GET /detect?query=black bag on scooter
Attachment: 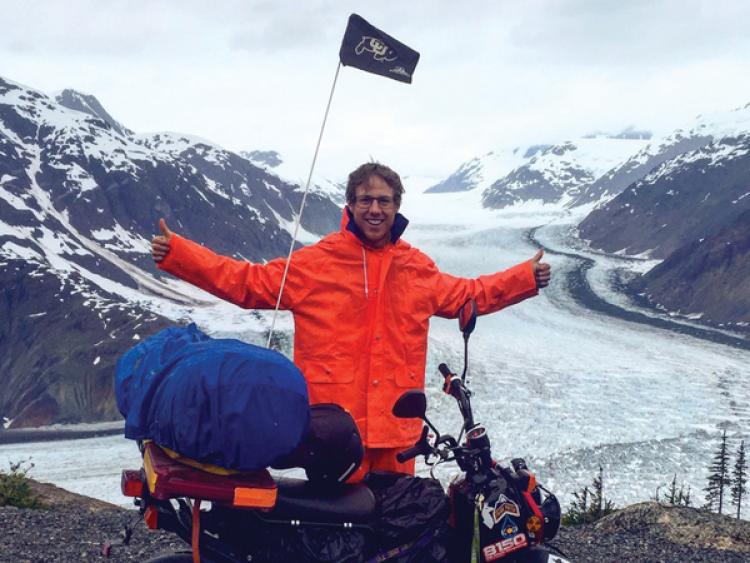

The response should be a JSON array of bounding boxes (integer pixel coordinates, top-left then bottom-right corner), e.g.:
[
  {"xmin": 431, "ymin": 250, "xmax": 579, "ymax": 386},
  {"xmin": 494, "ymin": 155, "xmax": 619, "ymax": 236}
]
[
  {"xmin": 274, "ymin": 403, "xmax": 365, "ymax": 484},
  {"xmin": 365, "ymin": 472, "xmax": 451, "ymax": 562},
  {"xmin": 250, "ymin": 472, "xmax": 450, "ymax": 563},
  {"xmin": 250, "ymin": 525, "xmax": 368, "ymax": 563}
]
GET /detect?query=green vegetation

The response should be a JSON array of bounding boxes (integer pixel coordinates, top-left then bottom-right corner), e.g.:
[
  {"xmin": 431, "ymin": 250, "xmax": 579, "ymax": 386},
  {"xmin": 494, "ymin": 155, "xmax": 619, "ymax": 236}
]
[
  {"xmin": 562, "ymin": 465, "xmax": 616, "ymax": 526},
  {"xmin": 704, "ymin": 428, "xmax": 730, "ymax": 514},
  {"xmin": 561, "ymin": 429, "xmax": 748, "ymax": 527},
  {"xmin": 655, "ymin": 474, "xmax": 692, "ymax": 507},
  {"xmin": 730, "ymin": 439, "xmax": 747, "ymax": 520},
  {"xmin": 703, "ymin": 430, "xmax": 748, "ymax": 519},
  {"xmin": 0, "ymin": 459, "xmax": 44, "ymax": 509}
]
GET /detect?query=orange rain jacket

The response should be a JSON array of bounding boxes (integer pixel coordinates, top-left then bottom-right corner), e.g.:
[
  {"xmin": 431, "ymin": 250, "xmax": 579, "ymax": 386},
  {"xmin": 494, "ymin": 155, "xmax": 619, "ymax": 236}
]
[{"xmin": 158, "ymin": 211, "xmax": 538, "ymax": 448}]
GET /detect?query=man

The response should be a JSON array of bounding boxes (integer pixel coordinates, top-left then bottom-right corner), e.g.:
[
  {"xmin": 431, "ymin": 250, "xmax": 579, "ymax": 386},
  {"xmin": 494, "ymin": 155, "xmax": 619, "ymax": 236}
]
[{"xmin": 152, "ymin": 162, "xmax": 550, "ymax": 480}]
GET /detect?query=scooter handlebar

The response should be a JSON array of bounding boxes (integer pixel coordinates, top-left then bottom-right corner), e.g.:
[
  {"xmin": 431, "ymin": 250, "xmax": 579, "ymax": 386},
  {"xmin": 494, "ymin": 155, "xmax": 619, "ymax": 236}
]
[{"xmin": 438, "ymin": 363, "xmax": 475, "ymax": 430}]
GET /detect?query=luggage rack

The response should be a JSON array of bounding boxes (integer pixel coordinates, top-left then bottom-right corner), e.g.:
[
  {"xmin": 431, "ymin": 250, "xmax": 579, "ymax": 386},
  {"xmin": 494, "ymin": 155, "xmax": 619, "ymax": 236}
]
[{"xmin": 122, "ymin": 441, "xmax": 278, "ymax": 509}]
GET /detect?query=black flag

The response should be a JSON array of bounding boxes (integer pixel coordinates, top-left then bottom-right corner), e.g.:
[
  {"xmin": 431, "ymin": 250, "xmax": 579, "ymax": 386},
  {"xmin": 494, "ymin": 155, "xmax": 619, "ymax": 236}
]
[{"xmin": 339, "ymin": 14, "xmax": 420, "ymax": 84}]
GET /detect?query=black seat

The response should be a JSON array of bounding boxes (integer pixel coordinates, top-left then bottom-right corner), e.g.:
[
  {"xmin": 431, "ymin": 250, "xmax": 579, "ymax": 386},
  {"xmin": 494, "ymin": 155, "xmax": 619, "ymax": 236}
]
[{"xmin": 269, "ymin": 477, "xmax": 376, "ymax": 523}]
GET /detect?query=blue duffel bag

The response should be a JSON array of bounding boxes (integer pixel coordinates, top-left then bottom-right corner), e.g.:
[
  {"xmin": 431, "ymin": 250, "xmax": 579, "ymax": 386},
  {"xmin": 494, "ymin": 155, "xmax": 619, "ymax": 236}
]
[{"xmin": 115, "ymin": 324, "xmax": 310, "ymax": 470}]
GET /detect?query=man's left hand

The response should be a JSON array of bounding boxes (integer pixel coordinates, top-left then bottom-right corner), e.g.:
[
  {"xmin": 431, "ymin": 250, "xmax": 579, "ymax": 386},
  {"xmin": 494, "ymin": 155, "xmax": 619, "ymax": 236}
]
[{"xmin": 531, "ymin": 249, "xmax": 551, "ymax": 289}]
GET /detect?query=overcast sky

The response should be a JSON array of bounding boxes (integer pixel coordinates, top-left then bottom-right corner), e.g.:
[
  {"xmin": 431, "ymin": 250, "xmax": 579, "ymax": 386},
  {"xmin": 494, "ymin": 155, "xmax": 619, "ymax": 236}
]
[{"xmin": 3, "ymin": 1, "xmax": 750, "ymax": 181}]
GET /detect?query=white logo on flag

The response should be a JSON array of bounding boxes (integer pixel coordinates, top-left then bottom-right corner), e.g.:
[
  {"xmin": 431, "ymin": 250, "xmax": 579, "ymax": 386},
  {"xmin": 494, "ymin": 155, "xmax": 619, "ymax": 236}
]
[{"xmin": 355, "ymin": 36, "xmax": 397, "ymax": 62}]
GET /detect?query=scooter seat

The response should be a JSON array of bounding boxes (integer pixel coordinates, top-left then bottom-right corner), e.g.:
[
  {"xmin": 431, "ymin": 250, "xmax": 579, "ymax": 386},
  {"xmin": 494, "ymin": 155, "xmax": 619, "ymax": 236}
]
[{"xmin": 270, "ymin": 477, "xmax": 376, "ymax": 523}]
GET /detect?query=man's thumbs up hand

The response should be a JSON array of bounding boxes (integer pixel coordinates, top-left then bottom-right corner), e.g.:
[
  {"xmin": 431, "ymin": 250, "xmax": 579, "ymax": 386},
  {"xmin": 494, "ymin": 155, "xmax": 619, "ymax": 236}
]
[
  {"xmin": 531, "ymin": 249, "xmax": 551, "ymax": 289},
  {"xmin": 159, "ymin": 218, "xmax": 173, "ymax": 240},
  {"xmin": 151, "ymin": 218, "xmax": 174, "ymax": 263}
]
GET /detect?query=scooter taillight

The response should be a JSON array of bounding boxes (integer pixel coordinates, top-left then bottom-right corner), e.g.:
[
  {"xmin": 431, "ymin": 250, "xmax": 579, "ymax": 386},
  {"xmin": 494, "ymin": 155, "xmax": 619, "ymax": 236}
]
[
  {"xmin": 121, "ymin": 469, "xmax": 144, "ymax": 497},
  {"xmin": 233, "ymin": 486, "xmax": 277, "ymax": 508},
  {"xmin": 144, "ymin": 505, "xmax": 159, "ymax": 529}
]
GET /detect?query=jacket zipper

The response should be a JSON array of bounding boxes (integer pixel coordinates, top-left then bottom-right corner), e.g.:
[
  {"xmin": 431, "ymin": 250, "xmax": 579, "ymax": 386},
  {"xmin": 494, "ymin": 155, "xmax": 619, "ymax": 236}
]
[{"xmin": 362, "ymin": 246, "xmax": 369, "ymax": 298}]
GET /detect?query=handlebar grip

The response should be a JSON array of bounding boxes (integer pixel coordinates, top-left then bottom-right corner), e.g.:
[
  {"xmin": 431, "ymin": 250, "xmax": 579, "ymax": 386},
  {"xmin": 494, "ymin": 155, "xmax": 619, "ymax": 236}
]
[
  {"xmin": 438, "ymin": 363, "xmax": 453, "ymax": 377},
  {"xmin": 396, "ymin": 445, "xmax": 424, "ymax": 463},
  {"xmin": 396, "ymin": 425, "xmax": 430, "ymax": 463}
]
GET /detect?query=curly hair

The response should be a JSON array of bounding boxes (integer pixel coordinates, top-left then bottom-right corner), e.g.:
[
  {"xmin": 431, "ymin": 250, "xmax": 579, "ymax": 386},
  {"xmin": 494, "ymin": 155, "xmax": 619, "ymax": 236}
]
[{"xmin": 345, "ymin": 162, "xmax": 404, "ymax": 206}]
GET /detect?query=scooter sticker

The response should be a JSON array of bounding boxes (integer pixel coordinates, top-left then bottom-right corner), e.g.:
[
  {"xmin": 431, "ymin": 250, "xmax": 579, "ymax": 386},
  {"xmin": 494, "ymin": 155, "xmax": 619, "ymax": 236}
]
[
  {"xmin": 482, "ymin": 533, "xmax": 528, "ymax": 562},
  {"xmin": 498, "ymin": 515, "xmax": 519, "ymax": 539},
  {"xmin": 480, "ymin": 494, "xmax": 521, "ymax": 529}
]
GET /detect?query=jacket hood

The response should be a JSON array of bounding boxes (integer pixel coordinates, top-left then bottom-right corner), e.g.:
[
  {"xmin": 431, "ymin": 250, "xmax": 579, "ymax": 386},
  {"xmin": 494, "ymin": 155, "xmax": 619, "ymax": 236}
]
[{"xmin": 341, "ymin": 207, "xmax": 409, "ymax": 246}]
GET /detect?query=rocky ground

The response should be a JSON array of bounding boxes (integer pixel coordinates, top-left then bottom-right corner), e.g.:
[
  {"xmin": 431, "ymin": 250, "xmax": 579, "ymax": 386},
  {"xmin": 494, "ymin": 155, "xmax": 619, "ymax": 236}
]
[
  {"xmin": 0, "ymin": 481, "xmax": 182, "ymax": 562},
  {"xmin": 553, "ymin": 502, "xmax": 750, "ymax": 562},
  {"xmin": 1, "ymin": 480, "xmax": 749, "ymax": 562}
]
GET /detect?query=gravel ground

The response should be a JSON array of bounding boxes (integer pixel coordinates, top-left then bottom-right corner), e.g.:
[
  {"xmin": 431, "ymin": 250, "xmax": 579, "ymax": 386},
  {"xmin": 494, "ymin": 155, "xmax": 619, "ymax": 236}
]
[
  {"xmin": 0, "ymin": 481, "xmax": 182, "ymax": 562},
  {"xmin": 1, "ymin": 482, "xmax": 749, "ymax": 562},
  {"xmin": 552, "ymin": 502, "xmax": 750, "ymax": 563},
  {"xmin": 0, "ymin": 504, "xmax": 182, "ymax": 562}
]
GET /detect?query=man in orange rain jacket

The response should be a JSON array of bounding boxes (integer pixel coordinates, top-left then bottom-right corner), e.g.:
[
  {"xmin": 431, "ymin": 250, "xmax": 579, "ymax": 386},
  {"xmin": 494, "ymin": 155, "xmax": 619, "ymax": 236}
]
[{"xmin": 152, "ymin": 162, "xmax": 551, "ymax": 481}]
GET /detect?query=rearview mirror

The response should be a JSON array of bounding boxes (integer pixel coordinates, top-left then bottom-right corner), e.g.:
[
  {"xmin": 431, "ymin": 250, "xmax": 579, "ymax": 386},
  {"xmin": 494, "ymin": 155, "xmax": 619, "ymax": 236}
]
[
  {"xmin": 458, "ymin": 299, "xmax": 477, "ymax": 336},
  {"xmin": 392, "ymin": 390, "xmax": 427, "ymax": 419}
]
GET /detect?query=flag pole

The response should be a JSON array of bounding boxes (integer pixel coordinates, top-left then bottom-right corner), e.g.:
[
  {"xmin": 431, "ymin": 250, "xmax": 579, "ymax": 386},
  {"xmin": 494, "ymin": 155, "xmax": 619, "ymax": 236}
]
[{"xmin": 266, "ymin": 60, "xmax": 342, "ymax": 349}]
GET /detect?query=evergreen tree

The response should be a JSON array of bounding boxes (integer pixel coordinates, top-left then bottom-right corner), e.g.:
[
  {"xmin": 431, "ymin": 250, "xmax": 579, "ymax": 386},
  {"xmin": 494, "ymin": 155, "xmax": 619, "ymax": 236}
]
[
  {"xmin": 590, "ymin": 465, "xmax": 615, "ymax": 519},
  {"xmin": 730, "ymin": 440, "xmax": 747, "ymax": 520},
  {"xmin": 677, "ymin": 483, "xmax": 692, "ymax": 508},
  {"xmin": 562, "ymin": 466, "xmax": 616, "ymax": 526},
  {"xmin": 666, "ymin": 474, "xmax": 678, "ymax": 504},
  {"xmin": 704, "ymin": 429, "xmax": 730, "ymax": 514},
  {"xmin": 660, "ymin": 474, "xmax": 692, "ymax": 507}
]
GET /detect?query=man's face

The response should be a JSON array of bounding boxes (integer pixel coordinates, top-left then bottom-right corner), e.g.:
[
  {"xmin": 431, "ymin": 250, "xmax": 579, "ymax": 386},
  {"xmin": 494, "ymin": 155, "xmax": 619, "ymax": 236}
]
[{"xmin": 348, "ymin": 175, "xmax": 400, "ymax": 248}]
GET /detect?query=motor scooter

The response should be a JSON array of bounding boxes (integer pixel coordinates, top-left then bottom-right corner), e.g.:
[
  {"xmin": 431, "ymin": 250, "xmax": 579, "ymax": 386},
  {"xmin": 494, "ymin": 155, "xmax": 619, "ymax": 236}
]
[{"xmin": 120, "ymin": 299, "xmax": 569, "ymax": 562}]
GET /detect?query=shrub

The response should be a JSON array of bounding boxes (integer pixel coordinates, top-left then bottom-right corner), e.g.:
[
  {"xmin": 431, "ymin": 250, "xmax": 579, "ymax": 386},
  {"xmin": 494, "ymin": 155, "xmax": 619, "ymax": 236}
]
[
  {"xmin": 0, "ymin": 459, "xmax": 44, "ymax": 509},
  {"xmin": 655, "ymin": 474, "xmax": 692, "ymax": 507},
  {"xmin": 562, "ymin": 466, "xmax": 616, "ymax": 526}
]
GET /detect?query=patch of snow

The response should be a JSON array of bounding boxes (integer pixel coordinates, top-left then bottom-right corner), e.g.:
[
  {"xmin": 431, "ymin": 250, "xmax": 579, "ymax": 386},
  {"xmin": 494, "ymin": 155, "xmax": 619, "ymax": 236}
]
[
  {"xmin": 1, "ymin": 241, "xmax": 41, "ymax": 260},
  {"xmin": 268, "ymin": 208, "xmax": 320, "ymax": 245},
  {"xmin": 67, "ymin": 163, "xmax": 98, "ymax": 194},
  {"xmin": 90, "ymin": 223, "xmax": 149, "ymax": 254},
  {"xmin": 0, "ymin": 184, "xmax": 33, "ymax": 213}
]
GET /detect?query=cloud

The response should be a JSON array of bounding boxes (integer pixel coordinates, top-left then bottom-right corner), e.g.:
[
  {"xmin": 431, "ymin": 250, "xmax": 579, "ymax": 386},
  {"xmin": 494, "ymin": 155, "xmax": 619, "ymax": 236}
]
[
  {"xmin": 226, "ymin": 1, "xmax": 341, "ymax": 53},
  {"xmin": 506, "ymin": 0, "xmax": 750, "ymax": 68},
  {"xmin": 2, "ymin": 0, "xmax": 750, "ymax": 179}
]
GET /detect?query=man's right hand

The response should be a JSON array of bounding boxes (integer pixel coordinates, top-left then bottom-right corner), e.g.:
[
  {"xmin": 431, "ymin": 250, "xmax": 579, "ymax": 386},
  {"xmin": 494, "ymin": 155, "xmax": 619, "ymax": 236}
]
[{"xmin": 151, "ymin": 218, "xmax": 174, "ymax": 263}]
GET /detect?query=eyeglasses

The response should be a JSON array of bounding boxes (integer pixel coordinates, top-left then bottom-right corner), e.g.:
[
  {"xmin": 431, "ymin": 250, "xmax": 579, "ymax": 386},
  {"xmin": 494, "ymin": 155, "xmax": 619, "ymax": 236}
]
[{"xmin": 354, "ymin": 196, "xmax": 396, "ymax": 209}]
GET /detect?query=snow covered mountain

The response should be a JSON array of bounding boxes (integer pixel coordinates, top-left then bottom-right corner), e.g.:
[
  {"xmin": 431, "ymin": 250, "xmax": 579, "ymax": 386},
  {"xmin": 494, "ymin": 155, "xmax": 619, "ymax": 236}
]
[
  {"xmin": 0, "ymin": 76, "xmax": 342, "ymax": 428},
  {"xmin": 578, "ymin": 105, "xmax": 750, "ymax": 332},
  {"xmin": 423, "ymin": 145, "xmax": 549, "ymax": 194},
  {"xmin": 579, "ymin": 133, "xmax": 750, "ymax": 258},
  {"xmin": 240, "ymin": 149, "xmax": 346, "ymax": 206},
  {"xmin": 569, "ymin": 104, "xmax": 750, "ymax": 207},
  {"xmin": 482, "ymin": 136, "xmax": 647, "ymax": 208},
  {"xmin": 54, "ymin": 88, "xmax": 134, "ymax": 137},
  {"xmin": 425, "ymin": 135, "xmax": 647, "ymax": 209}
]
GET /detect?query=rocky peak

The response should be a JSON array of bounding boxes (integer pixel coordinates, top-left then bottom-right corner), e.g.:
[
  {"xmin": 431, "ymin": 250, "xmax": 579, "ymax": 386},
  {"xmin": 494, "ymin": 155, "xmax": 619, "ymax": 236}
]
[
  {"xmin": 241, "ymin": 150, "xmax": 283, "ymax": 168},
  {"xmin": 55, "ymin": 89, "xmax": 133, "ymax": 137}
]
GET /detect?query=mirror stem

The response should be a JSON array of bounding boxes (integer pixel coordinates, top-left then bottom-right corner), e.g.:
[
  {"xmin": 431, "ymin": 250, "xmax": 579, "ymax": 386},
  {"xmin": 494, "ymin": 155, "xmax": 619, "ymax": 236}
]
[
  {"xmin": 461, "ymin": 333, "xmax": 469, "ymax": 382},
  {"xmin": 422, "ymin": 414, "xmax": 441, "ymax": 443}
]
